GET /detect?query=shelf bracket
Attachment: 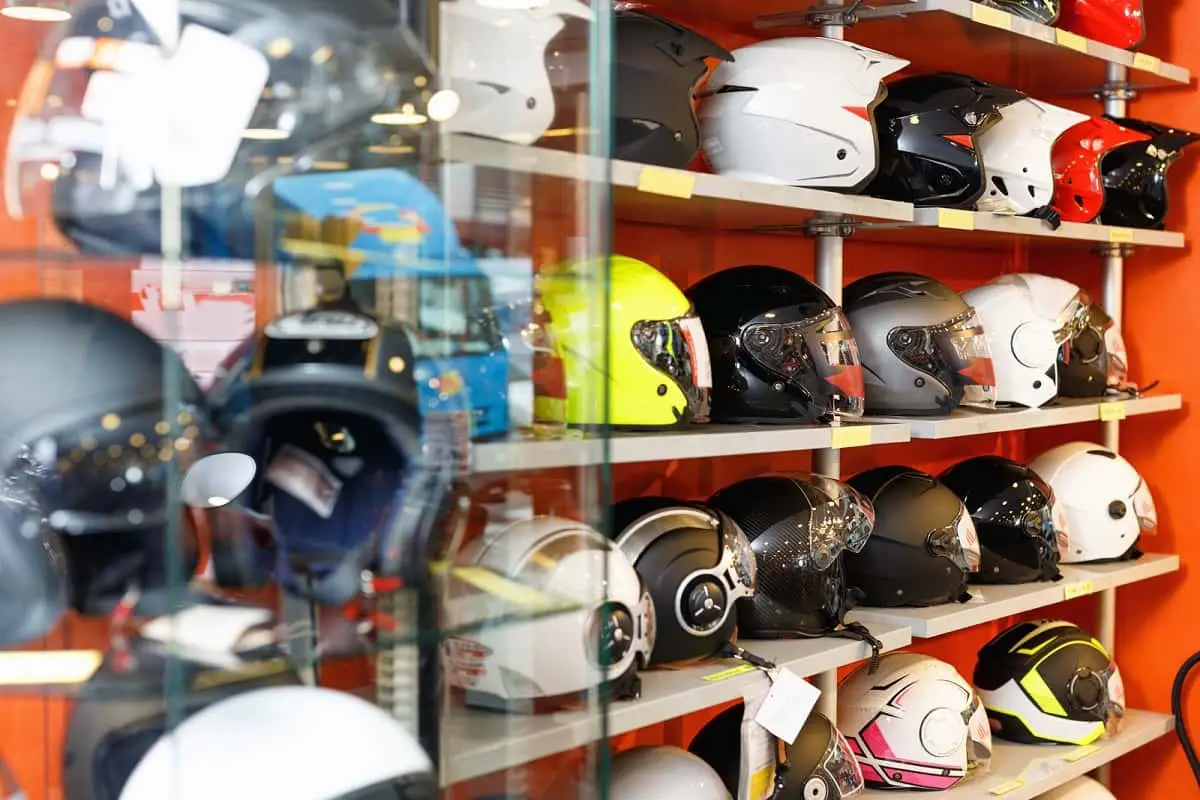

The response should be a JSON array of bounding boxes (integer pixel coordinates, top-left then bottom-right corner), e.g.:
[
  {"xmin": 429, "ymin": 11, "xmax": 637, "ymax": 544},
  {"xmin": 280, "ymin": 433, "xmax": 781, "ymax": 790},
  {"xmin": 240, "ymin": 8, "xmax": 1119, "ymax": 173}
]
[
  {"xmin": 756, "ymin": 0, "xmax": 864, "ymax": 30},
  {"xmin": 1094, "ymin": 81, "xmax": 1138, "ymax": 106},
  {"xmin": 802, "ymin": 214, "xmax": 858, "ymax": 239},
  {"xmin": 1092, "ymin": 242, "xmax": 1135, "ymax": 259}
]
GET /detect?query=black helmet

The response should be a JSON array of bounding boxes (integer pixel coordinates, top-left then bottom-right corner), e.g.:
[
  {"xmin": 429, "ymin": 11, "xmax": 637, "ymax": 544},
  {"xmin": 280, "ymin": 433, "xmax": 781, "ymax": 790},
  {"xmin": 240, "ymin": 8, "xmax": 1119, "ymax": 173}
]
[
  {"xmin": 1099, "ymin": 116, "xmax": 1200, "ymax": 230},
  {"xmin": 869, "ymin": 73, "xmax": 1025, "ymax": 208},
  {"xmin": 690, "ymin": 703, "xmax": 865, "ymax": 800},
  {"xmin": 686, "ymin": 266, "xmax": 865, "ymax": 424},
  {"xmin": 845, "ymin": 466, "xmax": 979, "ymax": 608},
  {"xmin": 610, "ymin": 497, "xmax": 756, "ymax": 667},
  {"xmin": 983, "ymin": 0, "xmax": 1060, "ymax": 23},
  {"xmin": 1057, "ymin": 303, "xmax": 1128, "ymax": 398},
  {"xmin": 939, "ymin": 456, "xmax": 1065, "ymax": 584}
]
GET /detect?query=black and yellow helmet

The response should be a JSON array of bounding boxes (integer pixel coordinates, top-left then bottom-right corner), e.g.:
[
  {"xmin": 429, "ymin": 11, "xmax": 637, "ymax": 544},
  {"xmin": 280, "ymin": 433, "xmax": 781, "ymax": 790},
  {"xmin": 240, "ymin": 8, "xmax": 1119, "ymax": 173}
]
[{"xmin": 974, "ymin": 620, "xmax": 1125, "ymax": 746}]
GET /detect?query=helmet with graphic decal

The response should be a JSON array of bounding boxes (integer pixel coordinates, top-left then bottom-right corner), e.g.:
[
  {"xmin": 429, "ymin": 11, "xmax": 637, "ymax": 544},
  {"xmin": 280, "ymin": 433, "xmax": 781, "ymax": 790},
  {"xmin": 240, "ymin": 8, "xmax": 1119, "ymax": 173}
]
[{"xmin": 1099, "ymin": 116, "xmax": 1200, "ymax": 230}]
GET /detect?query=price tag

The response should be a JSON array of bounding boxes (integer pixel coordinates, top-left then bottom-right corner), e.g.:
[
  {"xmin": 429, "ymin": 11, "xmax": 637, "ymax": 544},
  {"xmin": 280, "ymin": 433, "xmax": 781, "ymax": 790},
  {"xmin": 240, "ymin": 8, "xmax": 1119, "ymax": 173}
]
[
  {"xmin": 1063, "ymin": 579, "xmax": 1095, "ymax": 600},
  {"xmin": 1064, "ymin": 744, "xmax": 1101, "ymax": 762},
  {"xmin": 831, "ymin": 425, "xmax": 872, "ymax": 449},
  {"xmin": 1056, "ymin": 29, "xmax": 1089, "ymax": 52},
  {"xmin": 637, "ymin": 166, "xmax": 696, "ymax": 199},
  {"xmin": 704, "ymin": 662, "xmax": 759, "ymax": 682},
  {"xmin": 1108, "ymin": 226, "xmax": 1135, "ymax": 243},
  {"xmin": 754, "ymin": 668, "xmax": 822, "ymax": 745},
  {"xmin": 1133, "ymin": 53, "xmax": 1163, "ymax": 75},
  {"xmin": 990, "ymin": 778, "xmax": 1026, "ymax": 796},
  {"xmin": 937, "ymin": 208, "xmax": 976, "ymax": 231},
  {"xmin": 0, "ymin": 650, "xmax": 104, "ymax": 686},
  {"xmin": 1100, "ymin": 401, "xmax": 1127, "ymax": 421},
  {"xmin": 970, "ymin": 3, "xmax": 1012, "ymax": 29}
]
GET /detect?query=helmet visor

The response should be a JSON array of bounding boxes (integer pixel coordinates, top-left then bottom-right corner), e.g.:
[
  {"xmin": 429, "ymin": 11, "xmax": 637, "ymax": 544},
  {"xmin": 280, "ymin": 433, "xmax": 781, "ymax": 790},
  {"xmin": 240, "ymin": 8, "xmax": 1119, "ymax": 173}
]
[
  {"xmin": 1132, "ymin": 478, "xmax": 1157, "ymax": 532},
  {"xmin": 890, "ymin": 309, "xmax": 997, "ymax": 410},
  {"xmin": 965, "ymin": 692, "xmax": 993, "ymax": 774},
  {"xmin": 1069, "ymin": 661, "xmax": 1126, "ymax": 737},
  {"xmin": 806, "ymin": 474, "xmax": 875, "ymax": 554},
  {"xmin": 631, "ymin": 314, "xmax": 712, "ymax": 424},
  {"xmin": 1053, "ymin": 291, "xmax": 1092, "ymax": 347},
  {"xmin": 928, "ymin": 507, "xmax": 981, "ymax": 572},
  {"xmin": 1023, "ymin": 499, "xmax": 1068, "ymax": 565},
  {"xmin": 823, "ymin": 727, "xmax": 866, "ymax": 796},
  {"xmin": 719, "ymin": 513, "xmax": 758, "ymax": 594},
  {"xmin": 807, "ymin": 499, "xmax": 854, "ymax": 571}
]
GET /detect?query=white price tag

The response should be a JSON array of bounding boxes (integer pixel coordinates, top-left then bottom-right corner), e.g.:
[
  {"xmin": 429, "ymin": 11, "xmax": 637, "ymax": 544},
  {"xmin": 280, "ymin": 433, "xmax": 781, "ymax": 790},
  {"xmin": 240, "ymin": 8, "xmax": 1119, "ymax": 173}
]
[
  {"xmin": 753, "ymin": 667, "xmax": 822, "ymax": 745},
  {"xmin": 266, "ymin": 444, "xmax": 343, "ymax": 519},
  {"xmin": 140, "ymin": 604, "xmax": 272, "ymax": 654}
]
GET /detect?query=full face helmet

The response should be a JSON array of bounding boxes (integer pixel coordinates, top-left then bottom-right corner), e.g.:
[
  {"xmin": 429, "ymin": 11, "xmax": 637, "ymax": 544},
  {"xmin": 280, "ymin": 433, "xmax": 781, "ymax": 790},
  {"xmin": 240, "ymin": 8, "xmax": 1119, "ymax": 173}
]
[
  {"xmin": 1052, "ymin": 116, "xmax": 1151, "ymax": 224},
  {"xmin": 963, "ymin": 274, "xmax": 1090, "ymax": 408},
  {"xmin": 839, "ymin": 653, "xmax": 992, "ymax": 791},
  {"xmin": 975, "ymin": 620, "xmax": 1126, "ymax": 745},
  {"xmin": 983, "ymin": 0, "xmax": 1060, "ymax": 22},
  {"xmin": 610, "ymin": 498, "xmax": 756, "ymax": 667},
  {"xmin": 843, "ymin": 273, "xmax": 997, "ymax": 416},
  {"xmin": 611, "ymin": 747, "xmax": 732, "ymax": 800},
  {"xmin": 868, "ymin": 73, "xmax": 1025, "ymax": 209},
  {"xmin": 940, "ymin": 455, "xmax": 1068, "ymax": 584},
  {"xmin": 1058, "ymin": 0, "xmax": 1145, "ymax": 49},
  {"xmin": 1057, "ymin": 303, "xmax": 1130, "ymax": 398},
  {"xmin": 1042, "ymin": 776, "xmax": 1118, "ymax": 800},
  {"xmin": 442, "ymin": 516, "xmax": 654, "ymax": 713},
  {"xmin": 686, "ymin": 266, "xmax": 865, "ymax": 425},
  {"xmin": 845, "ymin": 466, "xmax": 979, "ymax": 608},
  {"xmin": 538, "ymin": 256, "xmax": 711, "ymax": 429},
  {"xmin": 1099, "ymin": 116, "xmax": 1200, "ymax": 230},
  {"xmin": 689, "ymin": 703, "xmax": 865, "ymax": 800},
  {"xmin": 699, "ymin": 37, "xmax": 907, "ymax": 190},
  {"xmin": 1030, "ymin": 442, "xmax": 1156, "ymax": 563}
]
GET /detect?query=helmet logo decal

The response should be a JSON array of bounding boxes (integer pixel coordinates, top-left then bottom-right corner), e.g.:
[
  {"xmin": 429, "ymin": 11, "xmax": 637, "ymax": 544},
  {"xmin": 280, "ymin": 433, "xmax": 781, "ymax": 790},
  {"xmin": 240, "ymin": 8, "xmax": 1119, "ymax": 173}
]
[
  {"xmin": 444, "ymin": 637, "xmax": 492, "ymax": 688},
  {"xmin": 942, "ymin": 133, "xmax": 975, "ymax": 150}
]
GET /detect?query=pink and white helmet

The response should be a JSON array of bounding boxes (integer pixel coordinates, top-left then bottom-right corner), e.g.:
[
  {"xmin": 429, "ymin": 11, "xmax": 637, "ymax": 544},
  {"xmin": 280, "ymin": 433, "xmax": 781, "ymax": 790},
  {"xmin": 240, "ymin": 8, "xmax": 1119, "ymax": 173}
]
[{"xmin": 838, "ymin": 653, "xmax": 991, "ymax": 791}]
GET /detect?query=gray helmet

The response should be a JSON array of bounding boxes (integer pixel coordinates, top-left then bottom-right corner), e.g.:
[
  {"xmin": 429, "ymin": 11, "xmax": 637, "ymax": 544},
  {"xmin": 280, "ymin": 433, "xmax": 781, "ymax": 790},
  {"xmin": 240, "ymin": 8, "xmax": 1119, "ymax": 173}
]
[{"xmin": 843, "ymin": 273, "xmax": 997, "ymax": 416}]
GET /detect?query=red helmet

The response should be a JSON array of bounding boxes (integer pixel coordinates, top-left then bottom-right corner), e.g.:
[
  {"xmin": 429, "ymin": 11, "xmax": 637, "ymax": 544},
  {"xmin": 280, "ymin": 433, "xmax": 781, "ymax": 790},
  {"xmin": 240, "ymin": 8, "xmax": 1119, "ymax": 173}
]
[
  {"xmin": 1057, "ymin": 0, "xmax": 1145, "ymax": 50},
  {"xmin": 1051, "ymin": 116, "xmax": 1150, "ymax": 224}
]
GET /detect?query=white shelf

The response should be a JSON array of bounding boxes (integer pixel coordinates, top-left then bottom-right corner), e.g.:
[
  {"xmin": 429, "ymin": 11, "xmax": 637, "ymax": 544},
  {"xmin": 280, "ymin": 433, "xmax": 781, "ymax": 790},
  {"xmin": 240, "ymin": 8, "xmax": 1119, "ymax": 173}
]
[
  {"xmin": 861, "ymin": 710, "xmax": 1174, "ymax": 799},
  {"xmin": 864, "ymin": 394, "xmax": 1182, "ymax": 440},
  {"xmin": 441, "ymin": 623, "xmax": 912, "ymax": 785},
  {"xmin": 853, "ymin": 553, "xmax": 1179, "ymax": 638}
]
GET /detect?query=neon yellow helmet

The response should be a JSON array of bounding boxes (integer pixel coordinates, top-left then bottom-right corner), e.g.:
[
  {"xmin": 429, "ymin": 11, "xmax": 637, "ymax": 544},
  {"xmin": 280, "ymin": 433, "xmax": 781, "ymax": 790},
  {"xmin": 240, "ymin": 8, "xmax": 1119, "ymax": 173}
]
[{"xmin": 538, "ymin": 255, "xmax": 711, "ymax": 428}]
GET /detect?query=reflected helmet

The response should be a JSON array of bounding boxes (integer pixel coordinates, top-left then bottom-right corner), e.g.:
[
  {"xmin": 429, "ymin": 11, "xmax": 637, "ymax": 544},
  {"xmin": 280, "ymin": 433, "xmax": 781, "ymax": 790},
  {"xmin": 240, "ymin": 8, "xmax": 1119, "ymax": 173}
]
[
  {"xmin": 843, "ymin": 273, "xmax": 997, "ymax": 416},
  {"xmin": 1057, "ymin": 303, "xmax": 1129, "ymax": 398},
  {"xmin": 976, "ymin": 99, "xmax": 1088, "ymax": 217},
  {"xmin": 975, "ymin": 620, "xmax": 1125, "ymax": 745},
  {"xmin": 940, "ymin": 456, "xmax": 1067, "ymax": 584},
  {"xmin": 1030, "ymin": 442, "xmax": 1155, "ymax": 563},
  {"xmin": 1052, "ymin": 116, "xmax": 1151, "ymax": 224},
  {"xmin": 963, "ymin": 274, "xmax": 1089, "ymax": 408},
  {"xmin": 983, "ymin": 0, "xmax": 1060, "ymax": 22},
  {"xmin": 839, "ymin": 653, "xmax": 992, "ymax": 791},
  {"xmin": 689, "ymin": 703, "xmax": 865, "ymax": 800},
  {"xmin": 1100, "ymin": 116, "xmax": 1200, "ymax": 230},
  {"xmin": 1058, "ymin": 0, "xmax": 1145, "ymax": 49},
  {"xmin": 611, "ymin": 747, "xmax": 732, "ymax": 800},
  {"xmin": 868, "ymin": 73, "xmax": 1025, "ymax": 208},
  {"xmin": 442, "ymin": 516, "xmax": 654, "ymax": 712},
  {"xmin": 700, "ymin": 37, "xmax": 907, "ymax": 190},
  {"xmin": 611, "ymin": 498, "xmax": 755, "ymax": 667},
  {"xmin": 539, "ymin": 256, "xmax": 711, "ymax": 428},
  {"xmin": 1042, "ymin": 776, "xmax": 1118, "ymax": 800},
  {"xmin": 687, "ymin": 266, "xmax": 865, "ymax": 424},
  {"xmin": 845, "ymin": 466, "xmax": 978, "ymax": 608}
]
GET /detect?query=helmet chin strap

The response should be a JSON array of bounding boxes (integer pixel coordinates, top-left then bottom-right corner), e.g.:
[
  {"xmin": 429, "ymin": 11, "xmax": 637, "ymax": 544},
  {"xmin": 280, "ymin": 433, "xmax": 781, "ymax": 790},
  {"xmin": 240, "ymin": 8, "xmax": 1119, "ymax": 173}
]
[{"xmin": 1022, "ymin": 204, "xmax": 1062, "ymax": 230}]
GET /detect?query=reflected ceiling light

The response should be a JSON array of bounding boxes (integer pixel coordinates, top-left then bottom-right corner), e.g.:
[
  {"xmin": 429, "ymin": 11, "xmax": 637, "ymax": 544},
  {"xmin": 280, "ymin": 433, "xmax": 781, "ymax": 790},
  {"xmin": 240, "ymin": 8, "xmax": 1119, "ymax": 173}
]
[
  {"xmin": 367, "ymin": 144, "xmax": 415, "ymax": 155},
  {"xmin": 1, "ymin": 0, "xmax": 71, "ymax": 21},
  {"xmin": 426, "ymin": 90, "xmax": 460, "ymax": 123},
  {"xmin": 371, "ymin": 103, "xmax": 427, "ymax": 126},
  {"xmin": 243, "ymin": 128, "xmax": 292, "ymax": 141}
]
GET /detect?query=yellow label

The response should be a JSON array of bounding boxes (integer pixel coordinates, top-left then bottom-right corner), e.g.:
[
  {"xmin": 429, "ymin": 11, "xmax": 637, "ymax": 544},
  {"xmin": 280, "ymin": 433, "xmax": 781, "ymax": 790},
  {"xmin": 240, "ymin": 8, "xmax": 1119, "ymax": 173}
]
[
  {"xmin": 970, "ymin": 3, "xmax": 1012, "ymax": 29},
  {"xmin": 1064, "ymin": 744, "xmax": 1101, "ymax": 762},
  {"xmin": 1099, "ymin": 401, "xmax": 1127, "ymax": 421},
  {"xmin": 451, "ymin": 566, "xmax": 566, "ymax": 611},
  {"xmin": 749, "ymin": 766, "xmax": 776, "ymax": 800},
  {"xmin": 637, "ymin": 166, "xmax": 696, "ymax": 199},
  {"xmin": 1108, "ymin": 226, "xmax": 1135, "ymax": 243},
  {"xmin": 703, "ymin": 662, "xmax": 759, "ymax": 682},
  {"xmin": 1133, "ymin": 53, "xmax": 1163, "ymax": 75},
  {"xmin": 831, "ymin": 425, "xmax": 873, "ymax": 449},
  {"xmin": 937, "ymin": 208, "xmax": 976, "ymax": 231},
  {"xmin": 0, "ymin": 650, "xmax": 103, "ymax": 685},
  {"xmin": 990, "ymin": 779, "xmax": 1026, "ymax": 796},
  {"xmin": 1064, "ymin": 580, "xmax": 1095, "ymax": 600},
  {"xmin": 1056, "ymin": 29, "xmax": 1089, "ymax": 52}
]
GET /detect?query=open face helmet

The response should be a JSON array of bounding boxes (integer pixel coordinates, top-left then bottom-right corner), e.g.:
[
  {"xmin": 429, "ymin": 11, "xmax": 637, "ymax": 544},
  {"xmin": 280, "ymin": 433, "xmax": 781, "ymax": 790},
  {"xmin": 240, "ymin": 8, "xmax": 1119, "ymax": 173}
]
[
  {"xmin": 843, "ymin": 273, "xmax": 997, "ymax": 416},
  {"xmin": 975, "ymin": 620, "xmax": 1125, "ymax": 745},
  {"xmin": 839, "ymin": 653, "xmax": 992, "ymax": 791},
  {"xmin": 1042, "ymin": 777, "xmax": 1118, "ymax": 800},
  {"xmin": 699, "ymin": 37, "xmax": 907, "ymax": 190},
  {"xmin": 845, "ymin": 466, "xmax": 978, "ymax": 608},
  {"xmin": 1052, "ymin": 116, "xmax": 1151, "ymax": 224},
  {"xmin": 611, "ymin": 747, "xmax": 732, "ymax": 800},
  {"xmin": 940, "ymin": 455, "xmax": 1067, "ymax": 584},
  {"xmin": 1099, "ymin": 116, "xmax": 1200, "ymax": 230},
  {"xmin": 983, "ymin": 0, "xmax": 1060, "ymax": 22},
  {"xmin": 1058, "ymin": 0, "xmax": 1145, "ymax": 49},
  {"xmin": 687, "ymin": 266, "xmax": 865, "ymax": 424},
  {"xmin": 868, "ymin": 73, "xmax": 1025, "ymax": 208},
  {"xmin": 1030, "ymin": 443, "xmax": 1155, "ymax": 563},
  {"xmin": 1058, "ymin": 303, "xmax": 1130, "ymax": 397},
  {"xmin": 963, "ymin": 274, "xmax": 1090, "ymax": 408}
]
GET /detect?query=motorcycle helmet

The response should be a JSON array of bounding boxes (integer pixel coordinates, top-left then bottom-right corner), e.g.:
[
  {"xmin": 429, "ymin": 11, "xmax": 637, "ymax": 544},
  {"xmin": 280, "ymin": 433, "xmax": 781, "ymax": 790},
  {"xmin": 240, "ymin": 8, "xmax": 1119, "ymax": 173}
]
[
  {"xmin": 843, "ymin": 273, "xmax": 997, "ymax": 416},
  {"xmin": 940, "ymin": 455, "xmax": 1067, "ymax": 584},
  {"xmin": 689, "ymin": 703, "xmax": 864, "ymax": 800},
  {"xmin": 538, "ymin": 256, "xmax": 711, "ymax": 429},
  {"xmin": 845, "ymin": 466, "xmax": 979, "ymax": 608},
  {"xmin": 699, "ymin": 37, "xmax": 907, "ymax": 190},
  {"xmin": 1058, "ymin": 0, "xmax": 1145, "ymax": 49},
  {"xmin": 983, "ymin": 0, "xmax": 1059, "ymax": 22},
  {"xmin": 1030, "ymin": 442, "xmax": 1156, "ymax": 563},
  {"xmin": 442, "ymin": 516, "xmax": 654, "ymax": 712},
  {"xmin": 1057, "ymin": 303, "xmax": 1130, "ymax": 398},
  {"xmin": 1041, "ymin": 776, "xmax": 1118, "ymax": 800},
  {"xmin": 686, "ymin": 266, "xmax": 865, "ymax": 425},
  {"xmin": 868, "ymin": 73, "xmax": 1025, "ymax": 208},
  {"xmin": 1052, "ymin": 116, "xmax": 1151, "ymax": 224},
  {"xmin": 976, "ymin": 99, "xmax": 1088, "ymax": 219},
  {"xmin": 963, "ymin": 274, "xmax": 1090, "ymax": 408},
  {"xmin": 442, "ymin": 0, "xmax": 592, "ymax": 145},
  {"xmin": 975, "ymin": 620, "xmax": 1126, "ymax": 745},
  {"xmin": 611, "ymin": 747, "xmax": 732, "ymax": 800},
  {"xmin": 800, "ymin": 473, "xmax": 876, "ymax": 556},
  {"xmin": 1099, "ymin": 116, "xmax": 1200, "ymax": 230},
  {"xmin": 708, "ymin": 475, "xmax": 866, "ymax": 638},
  {"xmin": 839, "ymin": 653, "xmax": 992, "ymax": 791},
  {"xmin": 610, "ymin": 497, "xmax": 756, "ymax": 667}
]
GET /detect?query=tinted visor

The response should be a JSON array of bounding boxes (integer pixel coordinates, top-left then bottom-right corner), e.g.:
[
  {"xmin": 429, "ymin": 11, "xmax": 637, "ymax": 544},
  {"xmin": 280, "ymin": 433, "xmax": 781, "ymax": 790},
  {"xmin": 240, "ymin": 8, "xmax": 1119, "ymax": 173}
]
[
  {"xmin": 1132, "ymin": 478, "xmax": 1157, "ymax": 532},
  {"xmin": 631, "ymin": 314, "xmax": 712, "ymax": 424},
  {"xmin": 823, "ymin": 727, "xmax": 866, "ymax": 796},
  {"xmin": 889, "ymin": 308, "xmax": 997, "ymax": 409},
  {"xmin": 928, "ymin": 507, "xmax": 981, "ymax": 572}
]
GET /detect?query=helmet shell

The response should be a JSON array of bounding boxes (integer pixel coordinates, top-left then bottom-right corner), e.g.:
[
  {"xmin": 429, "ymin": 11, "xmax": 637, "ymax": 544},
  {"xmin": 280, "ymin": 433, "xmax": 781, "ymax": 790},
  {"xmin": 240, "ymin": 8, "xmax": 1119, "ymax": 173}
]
[
  {"xmin": 612, "ymin": 746, "xmax": 732, "ymax": 800},
  {"xmin": 1058, "ymin": 0, "xmax": 1145, "ymax": 49},
  {"xmin": 1052, "ymin": 116, "xmax": 1151, "ymax": 224},
  {"xmin": 1099, "ymin": 116, "xmax": 1200, "ymax": 230},
  {"xmin": 976, "ymin": 99, "xmax": 1088, "ymax": 215}
]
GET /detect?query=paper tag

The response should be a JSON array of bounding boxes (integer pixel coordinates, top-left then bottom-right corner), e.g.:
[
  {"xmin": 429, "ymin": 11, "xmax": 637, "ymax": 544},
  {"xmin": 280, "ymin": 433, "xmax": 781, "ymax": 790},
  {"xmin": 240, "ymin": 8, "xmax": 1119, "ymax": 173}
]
[
  {"xmin": 831, "ymin": 425, "xmax": 872, "ymax": 449},
  {"xmin": 704, "ymin": 662, "xmax": 760, "ymax": 682},
  {"xmin": 754, "ymin": 667, "xmax": 822, "ymax": 745},
  {"xmin": 1056, "ymin": 29, "xmax": 1089, "ymax": 52},
  {"xmin": 1132, "ymin": 53, "xmax": 1163, "ymax": 75},
  {"xmin": 1108, "ymin": 226, "xmax": 1135, "ymax": 243},
  {"xmin": 970, "ymin": 3, "xmax": 1012, "ymax": 29},
  {"xmin": 969, "ymin": 589, "xmax": 987, "ymax": 604},
  {"xmin": 140, "ymin": 604, "xmax": 273, "ymax": 654},
  {"xmin": 266, "ymin": 444, "xmax": 343, "ymax": 519},
  {"xmin": 0, "ymin": 651, "xmax": 103, "ymax": 686},
  {"xmin": 937, "ymin": 208, "xmax": 976, "ymax": 231},
  {"xmin": 1099, "ymin": 401, "xmax": 1127, "ymax": 421},
  {"xmin": 742, "ymin": 684, "xmax": 777, "ymax": 800},
  {"xmin": 990, "ymin": 778, "xmax": 1025, "ymax": 795},
  {"xmin": 636, "ymin": 166, "xmax": 696, "ymax": 199},
  {"xmin": 1063, "ymin": 579, "xmax": 1095, "ymax": 600},
  {"xmin": 1064, "ymin": 744, "xmax": 1101, "ymax": 762}
]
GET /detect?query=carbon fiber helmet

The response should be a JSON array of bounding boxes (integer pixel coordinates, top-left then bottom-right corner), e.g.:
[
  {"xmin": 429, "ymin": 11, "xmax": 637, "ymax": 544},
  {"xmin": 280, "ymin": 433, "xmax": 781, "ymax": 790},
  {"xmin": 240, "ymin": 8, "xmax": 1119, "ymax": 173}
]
[
  {"xmin": 983, "ymin": 0, "xmax": 1060, "ymax": 23},
  {"xmin": 1099, "ymin": 116, "xmax": 1200, "ymax": 230}
]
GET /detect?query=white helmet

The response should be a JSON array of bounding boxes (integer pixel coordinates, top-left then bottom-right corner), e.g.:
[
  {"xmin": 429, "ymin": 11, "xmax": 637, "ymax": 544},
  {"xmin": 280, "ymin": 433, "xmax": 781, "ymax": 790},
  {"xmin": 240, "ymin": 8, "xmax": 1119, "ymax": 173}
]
[
  {"xmin": 699, "ymin": 38, "xmax": 908, "ymax": 190},
  {"xmin": 976, "ymin": 99, "xmax": 1089, "ymax": 216},
  {"xmin": 442, "ymin": 516, "xmax": 654, "ymax": 711},
  {"xmin": 838, "ymin": 653, "xmax": 991, "ymax": 792},
  {"xmin": 963, "ymin": 274, "xmax": 1089, "ymax": 408},
  {"xmin": 1040, "ymin": 776, "xmax": 1117, "ymax": 800},
  {"xmin": 440, "ymin": 0, "xmax": 592, "ymax": 145},
  {"xmin": 118, "ymin": 686, "xmax": 433, "ymax": 800},
  {"xmin": 1030, "ymin": 442, "xmax": 1156, "ymax": 563},
  {"xmin": 611, "ymin": 746, "xmax": 732, "ymax": 800}
]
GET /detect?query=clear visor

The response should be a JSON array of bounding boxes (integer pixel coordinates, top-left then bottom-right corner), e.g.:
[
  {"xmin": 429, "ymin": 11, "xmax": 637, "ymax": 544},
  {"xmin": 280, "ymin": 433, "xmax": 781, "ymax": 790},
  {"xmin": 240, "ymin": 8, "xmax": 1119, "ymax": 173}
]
[
  {"xmin": 720, "ymin": 514, "xmax": 758, "ymax": 594},
  {"xmin": 1019, "ymin": 500, "xmax": 1066, "ymax": 566},
  {"xmin": 631, "ymin": 314, "xmax": 713, "ymax": 424},
  {"xmin": 1051, "ymin": 497, "xmax": 1072, "ymax": 560},
  {"xmin": 928, "ymin": 507, "xmax": 981, "ymax": 572},
  {"xmin": 807, "ymin": 499, "xmax": 854, "ymax": 571},
  {"xmin": 1133, "ymin": 479, "xmax": 1157, "ymax": 532},
  {"xmin": 823, "ymin": 727, "xmax": 866, "ymax": 796},
  {"xmin": 1069, "ymin": 661, "xmax": 1126, "ymax": 738},
  {"xmin": 1105, "ymin": 324, "xmax": 1130, "ymax": 389},
  {"xmin": 965, "ymin": 692, "xmax": 993, "ymax": 775},
  {"xmin": 809, "ymin": 475, "xmax": 875, "ymax": 554},
  {"xmin": 891, "ymin": 308, "xmax": 997, "ymax": 410},
  {"xmin": 1053, "ymin": 292, "xmax": 1092, "ymax": 346}
]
